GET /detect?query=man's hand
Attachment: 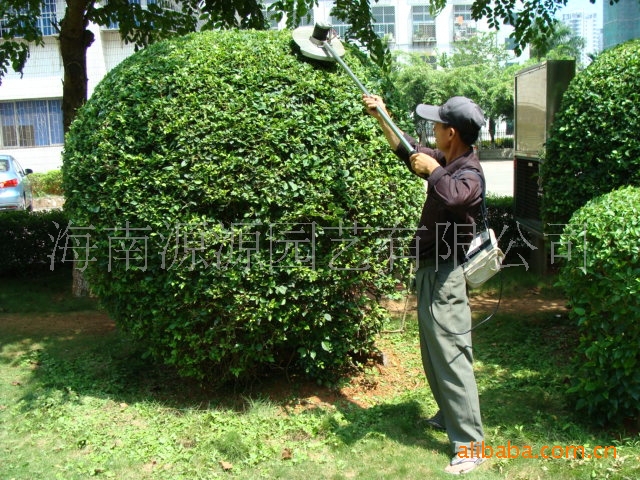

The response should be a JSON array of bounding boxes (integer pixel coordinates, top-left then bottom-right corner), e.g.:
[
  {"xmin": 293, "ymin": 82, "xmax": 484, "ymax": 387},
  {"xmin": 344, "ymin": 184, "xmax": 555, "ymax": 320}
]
[
  {"xmin": 362, "ymin": 94, "xmax": 388, "ymax": 119},
  {"xmin": 361, "ymin": 94, "xmax": 403, "ymax": 150},
  {"xmin": 410, "ymin": 152, "xmax": 440, "ymax": 177}
]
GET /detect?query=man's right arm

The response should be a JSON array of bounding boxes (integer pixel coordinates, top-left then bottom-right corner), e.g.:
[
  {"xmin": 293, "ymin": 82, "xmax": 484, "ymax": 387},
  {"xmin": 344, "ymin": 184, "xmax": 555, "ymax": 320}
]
[{"xmin": 362, "ymin": 94, "xmax": 402, "ymax": 150}]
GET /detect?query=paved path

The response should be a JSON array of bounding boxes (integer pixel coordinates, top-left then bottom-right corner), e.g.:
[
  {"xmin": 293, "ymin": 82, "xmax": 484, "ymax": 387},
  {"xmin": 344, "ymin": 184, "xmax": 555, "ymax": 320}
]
[{"xmin": 481, "ymin": 160, "xmax": 513, "ymax": 197}]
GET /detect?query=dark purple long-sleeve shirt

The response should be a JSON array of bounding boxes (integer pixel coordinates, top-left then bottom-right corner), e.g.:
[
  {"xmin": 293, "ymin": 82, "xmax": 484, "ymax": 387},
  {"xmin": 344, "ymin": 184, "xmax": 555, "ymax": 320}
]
[{"xmin": 395, "ymin": 135, "xmax": 485, "ymax": 265}]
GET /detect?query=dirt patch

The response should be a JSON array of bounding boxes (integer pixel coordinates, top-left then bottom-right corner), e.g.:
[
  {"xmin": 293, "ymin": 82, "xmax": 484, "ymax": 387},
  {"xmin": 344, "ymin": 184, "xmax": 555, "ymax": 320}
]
[
  {"xmin": 295, "ymin": 289, "xmax": 569, "ymax": 408},
  {"xmin": 32, "ymin": 195, "xmax": 65, "ymax": 211},
  {"xmin": 0, "ymin": 311, "xmax": 115, "ymax": 337},
  {"xmin": 471, "ymin": 289, "xmax": 568, "ymax": 315}
]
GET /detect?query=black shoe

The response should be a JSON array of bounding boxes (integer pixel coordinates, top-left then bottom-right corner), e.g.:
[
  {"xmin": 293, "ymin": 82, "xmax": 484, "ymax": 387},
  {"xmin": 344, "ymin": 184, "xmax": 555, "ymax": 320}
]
[{"xmin": 425, "ymin": 411, "xmax": 446, "ymax": 431}]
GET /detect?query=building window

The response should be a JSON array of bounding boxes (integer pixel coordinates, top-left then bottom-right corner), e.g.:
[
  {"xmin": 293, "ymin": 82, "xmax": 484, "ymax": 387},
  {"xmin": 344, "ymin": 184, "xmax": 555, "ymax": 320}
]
[
  {"xmin": 0, "ymin": 100, "xmax": 64, "ymax": 148},
  {"xmin": 453, "ymin": 4, "xmax": 477, "ymax": 42},
  {"xmin": 412, "ymin": 5, "xmax": 436, "ymax": 44},
  {"xmin": 103, "ymin": 0, "xmax": 181, "ymax": 30},
  {"xmin": 262, "ymin": 2, "xmax": 280, "ymax": 30},
  {"xmin": 329, "ymin": 16, "xmax": 351, "ymax": 39},
  {"xmin": 39, "ymin": 0, "xmax": 58, "ymax": 36},
  {"xmin": 372, "ymin": 6, "xmax": 395, "ymax": 40},
  {"xmin": 0, "ymin": 0, "xmax": 58, "ymax": 37},
  {"xmin": 504, "ymin": 37, "xmax": 517, "ymax": 51}
]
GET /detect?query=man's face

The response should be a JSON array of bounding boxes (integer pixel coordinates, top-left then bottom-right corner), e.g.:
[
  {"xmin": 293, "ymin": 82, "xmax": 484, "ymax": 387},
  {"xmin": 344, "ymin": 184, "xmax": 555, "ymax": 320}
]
[{"xmin": 433, "ymin": 122, "xmax": 453, "ymax": 150}]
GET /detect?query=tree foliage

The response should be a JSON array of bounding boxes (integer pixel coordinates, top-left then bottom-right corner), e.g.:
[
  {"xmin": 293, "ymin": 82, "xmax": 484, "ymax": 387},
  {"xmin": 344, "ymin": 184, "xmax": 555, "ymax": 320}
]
[
  {"xmin": 392, "ymin": 32, "xmax": 519, "ymax": 145},
  {"xmin": 1, "ymin": 0, "xmax": 611, "ymax": 86},
  {"xmin": 529, "ymin": 19, "xmax": 585, "ymax": 64},
  {"xmin": 468, "ymin": 0, "xmax": 594, "ymax": 56},
  {"xmin": 62, "ymin": 29, "xmax": 424, "ymax": 384},
  {"xmin": 0, "ymin": 0, "xmax": 610, "ymax": 142}
]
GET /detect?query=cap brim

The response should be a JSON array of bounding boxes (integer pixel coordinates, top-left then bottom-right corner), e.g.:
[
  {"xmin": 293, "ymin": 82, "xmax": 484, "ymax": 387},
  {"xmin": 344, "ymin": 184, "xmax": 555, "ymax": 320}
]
[{"xmin": 415, "ymin": 104, "xmax": 442, "ymax": 122}]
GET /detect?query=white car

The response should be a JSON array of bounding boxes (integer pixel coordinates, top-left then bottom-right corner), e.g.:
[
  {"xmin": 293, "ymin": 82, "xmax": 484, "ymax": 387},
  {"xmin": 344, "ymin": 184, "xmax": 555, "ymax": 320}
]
[{"xmin": 0, "ymin": 154, "xmax": 33, "ymax": 211}]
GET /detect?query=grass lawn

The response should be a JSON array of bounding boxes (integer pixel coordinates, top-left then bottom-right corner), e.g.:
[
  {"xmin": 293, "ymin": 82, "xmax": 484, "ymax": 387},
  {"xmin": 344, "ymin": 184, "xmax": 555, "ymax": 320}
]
[{"xmin": 1, "ymin": 267, "xmax": 639, "ymax": 479}]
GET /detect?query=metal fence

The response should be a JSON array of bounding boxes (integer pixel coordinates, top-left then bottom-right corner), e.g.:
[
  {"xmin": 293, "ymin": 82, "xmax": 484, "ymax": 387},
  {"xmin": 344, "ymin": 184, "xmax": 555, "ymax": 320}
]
[{"xmin": 415, "ymin": 118, "xmax": 513, "ymax": 149}]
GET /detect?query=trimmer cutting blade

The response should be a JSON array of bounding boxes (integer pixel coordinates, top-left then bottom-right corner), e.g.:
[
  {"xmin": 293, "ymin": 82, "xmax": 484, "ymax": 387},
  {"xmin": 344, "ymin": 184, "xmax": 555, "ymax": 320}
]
[{"xmin": 292, "ymin": 24, "xmax": 345, "ymax": 62}]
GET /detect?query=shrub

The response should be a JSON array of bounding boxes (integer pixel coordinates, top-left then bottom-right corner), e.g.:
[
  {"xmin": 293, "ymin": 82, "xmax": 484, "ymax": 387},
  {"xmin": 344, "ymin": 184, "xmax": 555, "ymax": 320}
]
[
  {"xmin": 541, "ymin": 39, "xmax": 640, "ymax": 229},
  {"xmin": 29, "ymin": 170, "xmax": 64, "ymax": 196},
  {"xmin": 559, "ymin": 186, "xmax": 640, "ymax": 426},
  {"xmin": 486, "ymin": 195, "xmax": 534, "ymax": 266},
  {"xmin": 494, "ymin": 137, "xmax": 513, "ymax": 149},
  {"xmin": 0, "ymin": 210, "xmax": 69, "ymax": 275},
  {"xmin": 62, "ymin": 30, "xmax": 424, "ymax": 384}
]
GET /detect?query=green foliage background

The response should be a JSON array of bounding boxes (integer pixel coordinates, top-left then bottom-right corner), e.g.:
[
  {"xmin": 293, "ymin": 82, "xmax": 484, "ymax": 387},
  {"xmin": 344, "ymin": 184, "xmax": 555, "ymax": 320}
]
[
  {"xmin": 541, "ymin": 39, "xmax": 640, "ymax": 229},
  {"xmin": 29, "ymin": 170, "xmax": 64, "ymax": 196},
  {"xmin": 62, "ymin": 29, "xmax": 423, "ymax": 384},
  {"xmin": 559, "ymin": 186, "xmax": 640, "ymax": 425}
]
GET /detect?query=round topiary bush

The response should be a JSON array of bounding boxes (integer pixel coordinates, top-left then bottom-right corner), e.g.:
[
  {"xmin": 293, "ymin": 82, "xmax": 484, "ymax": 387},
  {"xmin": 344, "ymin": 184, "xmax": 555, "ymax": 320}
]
[
  {"xmin": 559, "ymin": 185, "xmax": 640, "ymax": 426},
  {"xmin": 62, "ymin": 29, "xmax": 423, "ymax": 384},
  {"xmin": 541, "ymin": 39, "xmax": 640, "ymax": 228}
]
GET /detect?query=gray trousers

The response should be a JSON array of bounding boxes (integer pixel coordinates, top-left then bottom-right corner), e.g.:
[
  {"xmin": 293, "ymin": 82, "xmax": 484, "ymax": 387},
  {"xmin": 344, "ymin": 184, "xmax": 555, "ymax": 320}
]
[{"xmin": 415, "ymin": 261, "xmax": 484, "ymax": 455}]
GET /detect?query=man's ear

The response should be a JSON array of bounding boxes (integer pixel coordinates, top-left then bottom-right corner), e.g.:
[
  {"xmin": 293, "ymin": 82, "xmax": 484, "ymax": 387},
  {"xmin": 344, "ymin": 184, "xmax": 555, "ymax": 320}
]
[{"xmin": 448, "ymin": 126, "xmax": 457, "ymax": 140}]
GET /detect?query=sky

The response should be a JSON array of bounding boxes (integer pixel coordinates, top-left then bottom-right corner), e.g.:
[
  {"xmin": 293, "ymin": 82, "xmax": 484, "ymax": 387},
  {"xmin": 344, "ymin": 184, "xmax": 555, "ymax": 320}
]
[{"xmin": 556, "ymin": 0, "xmax": 602, "ymax": 17}]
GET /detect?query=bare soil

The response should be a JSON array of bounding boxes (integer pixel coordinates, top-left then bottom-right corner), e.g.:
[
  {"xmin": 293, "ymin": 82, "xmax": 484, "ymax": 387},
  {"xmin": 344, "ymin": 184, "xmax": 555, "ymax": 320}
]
[{"xmin": 32, "ymin": 195, "xmax": 65, "ymax": 211}]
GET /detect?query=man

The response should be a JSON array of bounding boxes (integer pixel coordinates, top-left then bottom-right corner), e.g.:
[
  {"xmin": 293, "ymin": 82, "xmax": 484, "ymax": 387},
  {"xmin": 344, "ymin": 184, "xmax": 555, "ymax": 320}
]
[{"xmin": 362, "ymin": 94, "xmax": 486, "ymax": 475}]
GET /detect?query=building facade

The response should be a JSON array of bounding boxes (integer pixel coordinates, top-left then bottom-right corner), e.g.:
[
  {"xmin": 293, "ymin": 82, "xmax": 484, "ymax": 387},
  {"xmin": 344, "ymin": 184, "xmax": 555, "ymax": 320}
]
[
  {"xmin": 603, "ymin": 0, "xmax": 640, "ymax": 50},
  {"xmin": 1, "ymin": 0, "xmax": 519, "ymax": 172},
  {"xmin": 0, "ymin": 0, "xmax": 139, "ymax": 172},
  {"xmin": 561, "ymin": 11, "xmax": 602, "ymax": 66}
]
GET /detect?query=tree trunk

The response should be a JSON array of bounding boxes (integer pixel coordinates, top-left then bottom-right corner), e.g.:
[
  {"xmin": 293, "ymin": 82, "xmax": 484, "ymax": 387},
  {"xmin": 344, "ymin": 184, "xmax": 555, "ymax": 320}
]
[
  {"xmin": 489, "ymin": 117, "xmax": 496, "ymax": 147},
  {"xmin": 59, "ymin": 0, "xmax": 94, "ymax": 296},
  {"xmin": 59, "ymin": 0, "xmax": 94, "ymax": 132}
]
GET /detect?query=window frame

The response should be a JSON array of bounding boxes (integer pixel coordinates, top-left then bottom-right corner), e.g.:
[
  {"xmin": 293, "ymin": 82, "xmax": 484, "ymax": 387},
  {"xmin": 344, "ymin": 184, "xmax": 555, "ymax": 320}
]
[{"xmin": 0, "ymin": 99, "xmax": 64, "ymax": 148}]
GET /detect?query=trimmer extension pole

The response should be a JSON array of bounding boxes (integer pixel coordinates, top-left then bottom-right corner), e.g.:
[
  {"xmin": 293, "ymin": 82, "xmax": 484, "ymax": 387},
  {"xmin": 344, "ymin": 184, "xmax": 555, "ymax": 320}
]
[
  {"xmin": 320, "ymin": 41, "xmax": 417, "ymax": 156},
  {"xmin": 321, "ymin": 41, "xmax": 370, "ymax": 95}
]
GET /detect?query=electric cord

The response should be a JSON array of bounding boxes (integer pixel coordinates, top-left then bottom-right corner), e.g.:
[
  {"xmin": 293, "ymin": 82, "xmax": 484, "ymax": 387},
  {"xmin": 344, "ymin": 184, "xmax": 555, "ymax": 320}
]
[{"xmin": 382, "ymin": 262, "xmax": 414, "ymax": 334}]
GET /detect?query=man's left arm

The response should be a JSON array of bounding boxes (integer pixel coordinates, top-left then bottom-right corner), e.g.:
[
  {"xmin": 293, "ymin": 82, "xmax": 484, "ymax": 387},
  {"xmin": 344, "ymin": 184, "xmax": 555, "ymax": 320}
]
[{"xmin": 429, "ymin": 169, "xmax": 483, "ymax": 209}]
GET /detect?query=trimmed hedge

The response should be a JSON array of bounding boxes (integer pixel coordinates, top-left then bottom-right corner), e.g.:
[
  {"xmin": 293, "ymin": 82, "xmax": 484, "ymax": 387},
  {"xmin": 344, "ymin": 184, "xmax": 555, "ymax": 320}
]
[
  {"xmin": 62, "ymin": 29, "xmax": 424, "ymax": 384},
  {"xmin": 540, "ymin": 37, "xmax": 640, "ymax": 427},
  {"xmin": 0, "ymin": 199, "xmax": 526, "ymax": 278},
  {"xmin": 486, "ymin": 195, "xmax": 534, "ymax": 266},
  {"xmin": 0, "ymin": 210, "xmax": 69, "ymax": 275},
  {"xmin": 559, "ymin": 186, "xmax": 640, "ymax": 426},
  {"xmin": 541, "ymin": 39, "xmax": 640, "ymax": 228},
  {"xmin": 30, "ymin": 170, "xmax": 64, "ymax": 196}
]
